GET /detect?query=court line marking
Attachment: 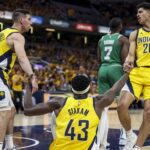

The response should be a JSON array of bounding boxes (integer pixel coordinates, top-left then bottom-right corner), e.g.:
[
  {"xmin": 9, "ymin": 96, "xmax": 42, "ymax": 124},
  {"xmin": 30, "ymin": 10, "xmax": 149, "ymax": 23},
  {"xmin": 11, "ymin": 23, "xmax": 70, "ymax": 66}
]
[{"xmin": 13, "ymin": 136, "xmax": 39, "ymax": 149}]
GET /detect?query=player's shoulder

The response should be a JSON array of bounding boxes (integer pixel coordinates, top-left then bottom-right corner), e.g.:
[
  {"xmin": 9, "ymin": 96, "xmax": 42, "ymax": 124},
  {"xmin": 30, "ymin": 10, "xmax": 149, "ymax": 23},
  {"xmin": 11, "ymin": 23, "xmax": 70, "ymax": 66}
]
[
  {"xmin": 118, "ymin": 34, "xmax": 129, "ymax": 43},
  {"xmin": 8, "ymin": 32, "xmax": 24, "ymax": 41},
  {"xmin": 98, "ymin": 34, "xmax": 109, "ymax": 43},
  {"xmin": 131, "ymin": 29, "xmax": 138, "ymax": 35},
  {"xmin": 129, "ymin": 29, "xmax": 138, "ymax": 40}
]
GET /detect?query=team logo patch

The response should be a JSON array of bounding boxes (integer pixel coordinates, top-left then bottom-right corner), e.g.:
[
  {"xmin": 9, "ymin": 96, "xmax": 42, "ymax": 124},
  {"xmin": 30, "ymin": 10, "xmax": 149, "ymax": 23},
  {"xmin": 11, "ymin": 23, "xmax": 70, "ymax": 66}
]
[{"xmin": 0, "ymin": 91, "xmax": 5, "ymax": 101}]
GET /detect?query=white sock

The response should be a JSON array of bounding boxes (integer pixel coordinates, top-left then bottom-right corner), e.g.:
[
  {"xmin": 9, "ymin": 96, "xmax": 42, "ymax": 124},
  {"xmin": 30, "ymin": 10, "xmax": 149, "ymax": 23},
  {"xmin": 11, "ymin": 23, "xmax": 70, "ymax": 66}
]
[
  {"xmin": 98, "ymin": 108, "xmax": 109, "ymax": 148},
  {"xmin": 0, "ymin": 142, "xmax": 3, "ymax": 150},
  {"xmin": 134, "ymin": 145, "xmax": 141, "ymax": 150},
  {"xmin": 126, "ymin": 129, "xmax": 134, "ymax": 137},
  {"xmin": 4, "ymin": 134, "xmax": 14, "ymax": 149}
]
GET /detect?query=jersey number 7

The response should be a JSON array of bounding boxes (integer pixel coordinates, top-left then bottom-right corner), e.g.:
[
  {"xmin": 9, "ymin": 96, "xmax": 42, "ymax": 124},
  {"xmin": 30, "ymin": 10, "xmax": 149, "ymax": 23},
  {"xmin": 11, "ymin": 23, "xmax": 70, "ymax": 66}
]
[{"xmin": 104, "ymin": 46, "xmax": 112, "ymax": 60}]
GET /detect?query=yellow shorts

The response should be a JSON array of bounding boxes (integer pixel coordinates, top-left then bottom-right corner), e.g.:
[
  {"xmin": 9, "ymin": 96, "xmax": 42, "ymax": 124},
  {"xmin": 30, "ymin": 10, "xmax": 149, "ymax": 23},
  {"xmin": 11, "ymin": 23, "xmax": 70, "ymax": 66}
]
[{"xmin": 129, "ymin": 67, "xmax": 150, "ymax": 100}]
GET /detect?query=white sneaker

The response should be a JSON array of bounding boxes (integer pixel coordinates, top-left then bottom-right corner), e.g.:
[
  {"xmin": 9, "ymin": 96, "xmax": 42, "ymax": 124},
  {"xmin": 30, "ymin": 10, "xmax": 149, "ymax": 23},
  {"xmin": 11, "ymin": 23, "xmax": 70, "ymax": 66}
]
[
  {"xmin": 132, "ymin": 148, "xmax": 141, "ymax": 150},
  {"xmin": 119, "ymin": 128, "xmax": 127, "ymax": 146},
  {"xmin": 123, "ymin": 133, "xmax": 137, "ymax": 150},
  {"xmin": 119, "ymin": 138, "xmax": 127, "ymax": 146},
  {"xmin": 132, "ymin": 145, "xmax": 141, "ymax": 150},
  {"xmin": 99, "ymin": 142, "xmax": 110, "ymax": 150}
]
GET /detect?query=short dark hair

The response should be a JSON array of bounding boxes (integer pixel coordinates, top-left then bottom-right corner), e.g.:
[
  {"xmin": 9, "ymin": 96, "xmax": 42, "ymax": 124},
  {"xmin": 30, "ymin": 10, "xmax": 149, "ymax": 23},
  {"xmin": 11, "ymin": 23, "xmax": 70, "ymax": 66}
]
[
  {"xmin": 71, "ymin": 75, "xmax": 90, "ymax": 93},
  {"xmin": 109, "ymin": 17, "xmax": 122, "ymax": 31},
  {"xmin": 12, "ymin": 9, "xmax": 32, "ymax": 22},
  {"xmin": 137, "ymin": 2, "xmax": 150, "ymax": 10}
]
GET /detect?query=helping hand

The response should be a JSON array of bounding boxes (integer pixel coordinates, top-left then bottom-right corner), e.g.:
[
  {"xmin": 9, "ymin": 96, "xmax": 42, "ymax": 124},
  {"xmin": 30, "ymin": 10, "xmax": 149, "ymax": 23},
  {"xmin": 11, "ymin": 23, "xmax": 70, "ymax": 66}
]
[
  {"xmin": 30, "ymin": 74, "xmax": 38, "ymax": 93},
  {"xmin": 123, "ymin": 61, "xmax": 134, "ymax": 73}
]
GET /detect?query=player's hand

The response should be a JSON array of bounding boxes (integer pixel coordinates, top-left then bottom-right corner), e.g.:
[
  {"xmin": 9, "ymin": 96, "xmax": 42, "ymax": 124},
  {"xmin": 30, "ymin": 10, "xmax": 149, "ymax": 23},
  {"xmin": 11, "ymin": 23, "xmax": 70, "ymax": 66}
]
[
  {"xmin": 123, "ymin": 61, "xmax": 133, "ymax": 73},
  {"xmin": 28, "ymin": 74, "xmax": 38, "ymax": 93}
]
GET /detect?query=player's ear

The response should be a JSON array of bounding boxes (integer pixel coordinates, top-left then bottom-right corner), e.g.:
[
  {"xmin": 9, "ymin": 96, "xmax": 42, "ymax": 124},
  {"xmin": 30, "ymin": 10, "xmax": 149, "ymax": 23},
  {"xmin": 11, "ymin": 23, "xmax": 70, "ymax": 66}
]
[{"xmin": 19, "ymin": 17, "xmax": 23, "ymax": 26}]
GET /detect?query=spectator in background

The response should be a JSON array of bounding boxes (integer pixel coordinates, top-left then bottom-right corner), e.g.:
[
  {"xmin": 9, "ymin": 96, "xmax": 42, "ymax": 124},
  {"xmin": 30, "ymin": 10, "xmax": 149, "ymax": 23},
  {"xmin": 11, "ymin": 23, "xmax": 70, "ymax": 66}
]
[
  {"xmin": 12, "ymin": 69, "xmax": 24, "ymax": 113},
  {"xmin": 32, "ymin": 84, "xmax": 44, "ymax": 105}
]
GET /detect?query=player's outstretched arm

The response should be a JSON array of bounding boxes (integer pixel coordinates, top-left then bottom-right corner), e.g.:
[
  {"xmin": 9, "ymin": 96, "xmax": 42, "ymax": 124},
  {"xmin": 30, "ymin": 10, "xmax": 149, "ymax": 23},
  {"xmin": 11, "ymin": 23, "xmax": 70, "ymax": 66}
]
[
  {"xmin": 123, "ymin": 30, "xmax": 137, "ymax": 72},
  {"xmin": 95, "ymin": 73, "xmax": 128, "ymax": 109},
  {"xmin": 120, "ymin": 36, "xmax": 129, "ymax": 64},
  {"xmin": 11, "ymin": 33, "xmax": 38, "ymax": 91},
  {"xmin": 12, "ymin": 33, "xmax": 33, "ymax": 76},
  {"xmin": 24, "ymin": 84, "xmax": 64, "ymax": 116}
]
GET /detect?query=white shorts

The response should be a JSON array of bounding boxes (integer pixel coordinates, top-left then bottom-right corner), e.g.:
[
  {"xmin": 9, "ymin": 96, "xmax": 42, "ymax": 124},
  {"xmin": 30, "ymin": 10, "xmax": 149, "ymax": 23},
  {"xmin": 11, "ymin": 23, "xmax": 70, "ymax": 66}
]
[
  {"xmin": 0, "ymin": 78, "xmax": 14, "ymax": 111},
  {"xmin": 121, "ymin": 83, "xmax": 134, "ymax": 98}
]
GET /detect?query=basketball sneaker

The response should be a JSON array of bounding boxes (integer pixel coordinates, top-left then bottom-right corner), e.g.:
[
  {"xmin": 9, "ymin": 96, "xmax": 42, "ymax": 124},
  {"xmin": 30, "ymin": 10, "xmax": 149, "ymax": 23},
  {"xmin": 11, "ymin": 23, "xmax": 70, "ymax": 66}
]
[
  {"xmin": 119, "ymin": 128, "xmax": 127, "ymax": 146},
  {"xmin": 123, "ymin": 133, "xmax": 137, "ymax": 150},
  {"xmin": 132, "ymin": 145, "xmax": 141, "ymax": 150},
  {"xmin": 119, "ymin": 137, "xmax": 127, "ymax": 146}
]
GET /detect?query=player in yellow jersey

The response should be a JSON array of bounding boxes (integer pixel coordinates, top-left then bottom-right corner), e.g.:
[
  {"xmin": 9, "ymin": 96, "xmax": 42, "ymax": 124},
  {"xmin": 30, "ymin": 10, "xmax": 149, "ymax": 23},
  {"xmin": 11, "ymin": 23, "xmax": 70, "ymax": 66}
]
[
  {"xmin": 0, "ymin": 9, "xmax": 38, "ymax": 150},
  {"xmin": 24, "ymin": 73, "xmax": 129, "ymax": 150},
  {"xmin": 117, "ymin": 2, "xmax": 150, "ymax": 150}
]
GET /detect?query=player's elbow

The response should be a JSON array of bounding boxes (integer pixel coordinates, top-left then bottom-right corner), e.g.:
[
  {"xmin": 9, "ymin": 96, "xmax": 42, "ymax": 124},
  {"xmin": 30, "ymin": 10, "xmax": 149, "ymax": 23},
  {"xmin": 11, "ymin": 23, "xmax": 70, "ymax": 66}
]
[{"xmin": 18, "ymin": 56, "xmax": 28, "ymax": 64}]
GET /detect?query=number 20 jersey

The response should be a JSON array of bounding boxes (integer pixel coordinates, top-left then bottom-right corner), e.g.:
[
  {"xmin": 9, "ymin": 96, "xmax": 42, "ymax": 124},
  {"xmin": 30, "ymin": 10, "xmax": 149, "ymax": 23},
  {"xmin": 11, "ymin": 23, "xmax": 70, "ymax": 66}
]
[
  {"xmin": 136, "ymin": 28, "xmax": 150, "ymax": 67},
  {"xmin": 50, "ymin": 97, "xmax": 100, "ymax": 150}
]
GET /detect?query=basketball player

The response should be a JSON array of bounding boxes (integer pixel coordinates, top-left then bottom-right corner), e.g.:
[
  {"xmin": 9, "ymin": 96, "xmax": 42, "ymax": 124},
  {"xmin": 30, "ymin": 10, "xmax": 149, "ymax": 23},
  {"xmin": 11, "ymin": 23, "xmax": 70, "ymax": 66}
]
[
  {"xmin": 0, "ymin": 9, "xmax": 37, "ymax": 150},
  {"xmin": 24, "ymin": 73, "xmax": 130, "ymax": 150},
  {"xmin": 117, "ymin": 2, "xmax": 150, "ymax": 150},
  {"xmin": 97, "ymin": 17, "xmax": 129, "ymax": 149}
]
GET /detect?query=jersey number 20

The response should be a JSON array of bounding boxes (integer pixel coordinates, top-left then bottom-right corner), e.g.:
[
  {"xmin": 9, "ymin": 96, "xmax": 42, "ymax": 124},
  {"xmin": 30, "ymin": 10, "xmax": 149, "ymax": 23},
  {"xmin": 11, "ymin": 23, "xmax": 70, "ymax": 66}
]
[
  {"xmin": 143, "ymin": 43, "xmax": 150, "ymax": 53},
  {"xmin": 65, "ymin": 119, "xmax": 89, "ymax": 141}
]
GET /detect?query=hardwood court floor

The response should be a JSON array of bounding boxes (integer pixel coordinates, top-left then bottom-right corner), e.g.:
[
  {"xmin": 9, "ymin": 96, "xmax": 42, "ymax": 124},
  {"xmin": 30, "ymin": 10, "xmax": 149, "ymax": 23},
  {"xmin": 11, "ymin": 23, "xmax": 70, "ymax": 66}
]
[{"xmin": 13, "ymin": 109, "xmax": 150, "ymax": 150}]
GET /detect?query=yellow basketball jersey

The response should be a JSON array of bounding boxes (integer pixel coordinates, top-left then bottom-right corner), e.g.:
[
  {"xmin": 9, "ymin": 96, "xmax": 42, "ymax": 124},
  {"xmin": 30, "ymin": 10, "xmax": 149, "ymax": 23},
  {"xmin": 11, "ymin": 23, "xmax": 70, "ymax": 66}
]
[
  {"xmin": 0, "ymin": 28, "xmax": 19, "ymax": 83},
  {"xmin": 50, "ymin": 97, "xmax": 100, "ymax": 150},
  {"xmin": 136, "ymin": 28, "xmax": 150, "ymax": 67},
  {"xmin": 12, "ymin": 74, "xmax": 23, "ymax": 91}
]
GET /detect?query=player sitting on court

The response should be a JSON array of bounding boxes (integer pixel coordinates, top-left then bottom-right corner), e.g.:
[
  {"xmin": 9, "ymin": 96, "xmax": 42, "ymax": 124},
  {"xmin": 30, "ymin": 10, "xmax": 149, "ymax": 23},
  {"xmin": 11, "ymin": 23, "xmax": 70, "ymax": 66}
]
[{"xmin": 24, "ymin": 73, "xmax": 130, "ymax": 150}]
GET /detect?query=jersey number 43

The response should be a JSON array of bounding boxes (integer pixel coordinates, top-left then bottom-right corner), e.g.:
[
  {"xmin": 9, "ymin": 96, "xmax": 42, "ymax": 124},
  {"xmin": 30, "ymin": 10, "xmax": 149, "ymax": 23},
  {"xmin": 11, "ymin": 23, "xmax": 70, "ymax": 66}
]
[{"xmin": 65, "ymin": 119, "xmax": 89, "ymax": 141}]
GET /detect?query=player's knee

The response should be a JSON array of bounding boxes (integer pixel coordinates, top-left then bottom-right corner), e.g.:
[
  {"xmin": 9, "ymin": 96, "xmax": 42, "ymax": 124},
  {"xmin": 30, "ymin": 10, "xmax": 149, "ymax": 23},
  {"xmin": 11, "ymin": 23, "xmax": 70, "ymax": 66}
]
[{"xmin": 117, "ymin": 101, "xmax": 128, "ymax": 113}]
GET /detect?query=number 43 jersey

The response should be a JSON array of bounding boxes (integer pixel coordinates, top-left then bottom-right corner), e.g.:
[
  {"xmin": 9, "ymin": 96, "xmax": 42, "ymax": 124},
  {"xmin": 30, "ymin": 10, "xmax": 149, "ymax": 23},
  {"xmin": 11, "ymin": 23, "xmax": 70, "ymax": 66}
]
[{"xmin": 49, "ymin": 97, "xmax": 100, "ymax": 150}]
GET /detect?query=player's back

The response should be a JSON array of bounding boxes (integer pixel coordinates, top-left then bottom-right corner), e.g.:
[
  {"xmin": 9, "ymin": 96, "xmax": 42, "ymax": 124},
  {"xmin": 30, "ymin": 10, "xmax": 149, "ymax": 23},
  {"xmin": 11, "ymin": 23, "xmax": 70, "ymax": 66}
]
[
  {"xmin": 50, "ymin": 96, "xmax": 100, "ymax": 150},
  {"xmin": 99, "ymin": 33, "xmax": 122, "ymax": 65},
  {"xmin": 0, "ymin": 28, "xmax": 19, "ymax": 82}
]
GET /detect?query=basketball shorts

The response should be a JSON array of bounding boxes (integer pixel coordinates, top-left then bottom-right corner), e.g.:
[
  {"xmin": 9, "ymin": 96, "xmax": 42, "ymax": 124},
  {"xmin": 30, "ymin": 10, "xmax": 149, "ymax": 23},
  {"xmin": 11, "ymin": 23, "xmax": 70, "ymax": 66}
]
[
  {"xmin": 122, "ymin": 67, "xmax": 150, "ymax": 100},
  {"xmin": 98, "ymin": 64, "xmax": 123, "ymax": 95},
  {"xmin": 0, "ymin": 78, "xmax": 14, "ymax": 111}
]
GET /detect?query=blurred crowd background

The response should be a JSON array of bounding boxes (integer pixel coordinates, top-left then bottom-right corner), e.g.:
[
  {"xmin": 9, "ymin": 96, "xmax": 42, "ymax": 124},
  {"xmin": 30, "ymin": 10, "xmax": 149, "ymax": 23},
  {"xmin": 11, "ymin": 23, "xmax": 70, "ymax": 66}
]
[{"xmin": 0, "ymin": 0, "xmax": 145, "ymax": 113}]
